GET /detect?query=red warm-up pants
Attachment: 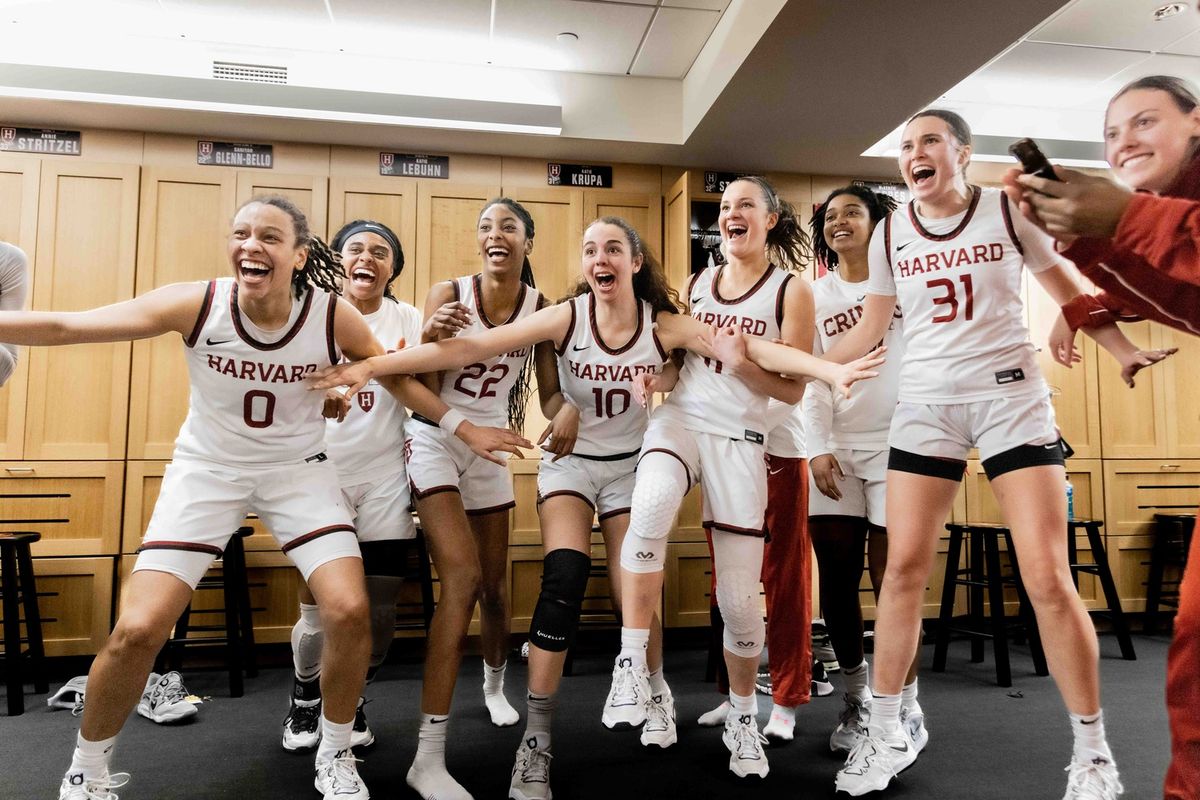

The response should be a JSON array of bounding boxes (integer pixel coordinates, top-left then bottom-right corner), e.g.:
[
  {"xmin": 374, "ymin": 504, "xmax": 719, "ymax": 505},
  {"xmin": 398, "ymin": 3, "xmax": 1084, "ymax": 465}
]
[
  {"xmin": 1164, "ymin": 515, "xmax": 1200, "ymax": 800},
  {"xmin": 710, "ymin": 455, "xmax": 812, "ymax": 707}
]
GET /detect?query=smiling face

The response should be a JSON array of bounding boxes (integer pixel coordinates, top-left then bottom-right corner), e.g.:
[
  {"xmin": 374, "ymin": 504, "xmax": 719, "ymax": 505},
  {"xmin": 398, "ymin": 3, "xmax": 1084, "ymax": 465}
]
[
  {"xmin": 477, "ymin": 203, "xmax": 531, "ymax": 278},
  {"xmin": 227, "ymin": 202, "xmax": 306, "ymax": 301},
  {"xmin": 899, "ymin": 115, "xmax": 971, "ymax": 202},
  {"xmin": 1105, "ymin": 87, "xmax": 1200, "ymax": 193},
  {"xmin": 582, "ymin": 221, "xmax": 641, "ymax": 300},
  {"xmin": 823, "ymin": 193, "xmax": 872, "ymax": 260},
  {"xmin": 720, "ymin": 179, "xmax": 777, "ymax": 263},
  {"xmin": 340, "ymin": 231, "xmax": 393, "ymax": 303}
]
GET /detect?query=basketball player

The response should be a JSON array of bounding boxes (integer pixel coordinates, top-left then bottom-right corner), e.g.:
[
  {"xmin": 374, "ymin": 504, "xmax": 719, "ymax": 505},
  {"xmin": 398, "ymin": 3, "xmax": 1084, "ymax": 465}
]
[
  {"xmin": 0, "ymin": 242, "xmax": 28, "ymax": 386},
  {"xmin": 281, "ymin": 220, "xmax": 424, "ymax": 754},
  {"xmin": 0, "ymin": 196, "xmax": 526, "ymax": 800}
]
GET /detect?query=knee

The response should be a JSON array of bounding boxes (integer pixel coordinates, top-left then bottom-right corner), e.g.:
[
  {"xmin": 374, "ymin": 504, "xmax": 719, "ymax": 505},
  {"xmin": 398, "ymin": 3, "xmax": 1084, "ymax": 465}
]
[
  {"xmin": 439, "ymin": 565, "xmax": 482, "ymax": 607},
  {"xmin": 529, "ymin": 549, "xmax": 591, "ymax": 652},
  {"xmin": 478, "ymin": 576, "xmax": 508, "ymax": 613},
  {"xmin": 1022, "ymin": 565, "xmax": 1078, "ymax": 610},
  {"xmin": 880, "ymin": 556, "xmax": 928, "ymax": 596},
  {"xmin": 320, "ymin": 591, "xmax": 370, "ymax": 636},
  {"xmin": 108, "ymin": 613, "xmax": 171, "ymax": 657},
  {"xmin": 716, "ymin": 568, "xmax": 765, "ymax": 658}
]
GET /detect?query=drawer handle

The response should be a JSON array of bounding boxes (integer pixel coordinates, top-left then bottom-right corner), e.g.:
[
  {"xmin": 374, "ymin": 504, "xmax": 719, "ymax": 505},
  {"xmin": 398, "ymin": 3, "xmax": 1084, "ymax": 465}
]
[
  {"xmin": 1161, "ymin": 464, "xmax": 1181, "ymax": 471},
  {"xmin": 4, "ymin": 467, "xmax": 35, "ymax": 475}
]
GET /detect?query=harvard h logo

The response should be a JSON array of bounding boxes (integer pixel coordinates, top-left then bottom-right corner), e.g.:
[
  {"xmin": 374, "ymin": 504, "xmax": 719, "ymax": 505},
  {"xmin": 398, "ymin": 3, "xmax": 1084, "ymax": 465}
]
[
  {"xmin": 549, "ymin": 163, "xmax": 561, "ymax": 179},
  {"xmin": 380, "ymin": 153, "xmax": 394, "ymax": 168},
  {"xmin": 199, "ymin": 140, "xmax": 213, "ymax": 156},
  {"xmin": 357, "ymin": 391, "xmax": 375, "ymax": 412},
  {"xmin": 1, "ymin": 128, "xmax": 14, "ymax": 144}
]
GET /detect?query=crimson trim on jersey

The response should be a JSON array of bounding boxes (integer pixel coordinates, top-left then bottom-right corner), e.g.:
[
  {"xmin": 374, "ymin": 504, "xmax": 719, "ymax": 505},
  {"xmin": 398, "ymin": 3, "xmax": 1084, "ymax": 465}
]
[
  {"xmin": 906, "ymin": 185, "xmax": 981, "ymax": 241},
  {"xmin": 703, "ymin": 519, "xmax": 767, "ymax": 538},
  {"xmin": 325, "ymin": 293, "xmax": 339, "ymax": 366},
  {"xmin": 638, "ymin": 447, "xmax": 695, "ymax": 491},
  {"xmin": 556, "ymin": 296, "xmax": 577, "ymax": 356},
  {"xmin": 410, "ymin": 483, "xmax": 459, "ymax": 500},
  {"xmin": 598, "ymin": 507, "xmax": 631, "ymax": 521},
  {"xmin": 448, "ymin": 279, "xmax": 460, "ymax": 302},
  {"xmin": 711, "ymin": 264, "xmax": 776, "ymax": 305},
  {"xmin": 884, "ymin": 214, "xmax": 894, "ymax": 270},
  {"xmin": 573, "ymin": 448, "xmax": 639, "ymax": 462},
  {"xmin": 185, "ymin": 281, "xmax": 217, "ymax": 348},
  {"xmin": 411, "ymin": 413, "xmax": 437, "ymax": 427},
  {"xmin": 138, "ymin": 541, "xmax": 223, "ymax": 556},
  {"xmin": 775, "ymin": 273, "xmax": 794, "ymax": 328},
  {"xmin": 651, "ymin": 321, "xmax": 670, "ymax": 362},
  {"xmin": 229, "ymin": 283, "xmax": 315, "ymax": 351},
  {"xmin": 589, "ymin": 292, "xmax": 644, "ymax": 355},
  {"xmin": 280, "ymin": 523, "xmax": 357, "ymax": 554},
  {"xmin": 473, "ymin": 273, "xmax": 529, "ymax": 329},
  {"xmin": 999, "ymin": 193, "xmax": 1024, "ymax": 255},
  {"xmin": 537, "ymin": 489, "xmax": 594, "ymax": 510},
  {"xmin": 686, "ymin": 269, "xmax": 704, "ymax": 306},
  {"xmin": 465, "ymin": 500, "xmax": 516, "ymax": 516}
]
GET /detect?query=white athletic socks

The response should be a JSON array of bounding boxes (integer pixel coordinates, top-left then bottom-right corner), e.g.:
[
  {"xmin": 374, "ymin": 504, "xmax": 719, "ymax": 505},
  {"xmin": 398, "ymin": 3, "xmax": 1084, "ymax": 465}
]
[
  {"xmin": 869, "ymin": 692, "xmax": 903, "ymax": 737},
  {"xmin": 763, "ymin": 704, "xmax": 796, "ymax": 741},
  {"xmin": 697, "ymin": 700, "xmax": 731, "ymax": 726},
  {"xmin": 315, "ymin": 716, "xmax": 353, "ymax": 762},
  {"xmin": 291, "ymin": 602, "xmax": 323, "ymax": 681},
  {"xmin": 525, "ymin": 692, "xmax": 556, "ymax": 740},
  {"xmin": 648, "ymin": 667, "xmax": 669, "ymax": 696},
  {"xmin": 901, "ymin": 677, "xmax": 922, "ymax": 715},
  {"xmin": 843, "ymin": 660, "xmax": 870, "ymax": 700},
  {"xmin": 483, "ymin": 661, "xmax": 519, "ymax": 727},
  {"xmin": 408, "ymin": 714, "xmax": 474, "ymax": 800},
  {"xmin": 68, "ymin": 732, "xmax": 117, "ymax": 781},
  {"xmin": 728, "ymin": 690, "xmax": 757, "ymax": 719},
  {"xmin": 1070, "ymin": 710, "xmax": 1114, "ymax": 764},
  {"xmin": 619, "ymin": 628, "xmax": 650, "ymax": 667}
]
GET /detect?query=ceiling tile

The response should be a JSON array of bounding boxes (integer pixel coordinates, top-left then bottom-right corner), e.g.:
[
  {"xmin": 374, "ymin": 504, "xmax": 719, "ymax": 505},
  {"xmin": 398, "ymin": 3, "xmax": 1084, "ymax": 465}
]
[
  {"xmin": 328, "ymin": 0, "xmax": 491, "ymax": 63},
  {"xmin": 493, "ymin": 0, "xmax": 654, "ymax": 74},
  {"xmin": 1029, "ymin": 0, "xmax": 1200, "ymax": 51},
  {"xmin": 1160, "ymin": 26, "xmax": 1200, "ymax": 56},
  {"xmin": 1099, "ymin": 52, "xmax": 1200, "ymax": 100},
  {"xmin": 632, "ymin": 7, "xmax": 721, "ymax": 78},
  {"xmin": 663, "ymin": 0, "xmax": 730, "ymax": 10}
]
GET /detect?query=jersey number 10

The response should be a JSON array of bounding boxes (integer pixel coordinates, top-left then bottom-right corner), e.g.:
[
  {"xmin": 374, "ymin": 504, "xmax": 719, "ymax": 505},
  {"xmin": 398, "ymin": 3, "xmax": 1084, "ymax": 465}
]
[
  {"xmin": 591, "ymin": 387, "xmax": 631, "ymax": 418},
  {"xmin": 927, "ymin": 275, "xmax": 974, "ymax": 324}
]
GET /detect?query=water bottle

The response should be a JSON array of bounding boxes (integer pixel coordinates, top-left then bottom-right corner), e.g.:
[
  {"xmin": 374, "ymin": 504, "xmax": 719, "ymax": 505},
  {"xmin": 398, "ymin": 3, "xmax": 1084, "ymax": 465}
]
[{"xmin": 1065, "ymin": 480, "xmax": 1075, "ymax": 521}]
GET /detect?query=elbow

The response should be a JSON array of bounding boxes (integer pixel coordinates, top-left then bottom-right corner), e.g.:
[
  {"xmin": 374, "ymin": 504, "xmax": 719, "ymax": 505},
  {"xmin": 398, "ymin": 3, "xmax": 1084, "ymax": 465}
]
[{"xmin": 774, "ymin": 382, "xmax": 805, "ymax": 406}]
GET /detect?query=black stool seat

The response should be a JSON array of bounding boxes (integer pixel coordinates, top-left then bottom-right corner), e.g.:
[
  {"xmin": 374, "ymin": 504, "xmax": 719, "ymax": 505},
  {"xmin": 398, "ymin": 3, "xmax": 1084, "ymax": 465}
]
[
  {"xmin": 1067, "ymin": 519, "xmax": 1135, "ymax": 660},
  {"xmin": 157, "ymin": 527, "xmax": 259, "ymax": 697},
  {"xmin": 0, "ymin": 531, "xmax": 48, "ymax": 715},
  {"xmin": 1145, "ymin": 513, "xmax": 1195, "ymax": 634},
  {"xmin": 933, "ymin": 523, "xmax": 1048, "ymax": 687}
]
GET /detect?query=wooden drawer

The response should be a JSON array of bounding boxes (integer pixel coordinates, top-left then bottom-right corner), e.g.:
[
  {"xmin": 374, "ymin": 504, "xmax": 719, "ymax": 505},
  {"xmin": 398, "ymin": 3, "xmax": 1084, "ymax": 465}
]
[
  {"xmin": 0, "ymin": 461, "xmax": 124, "ymax": 555},
  {"xmin": 0, "ymin": 556, "xmax": 116, "ymax": 656},
  {"xmin": 664, "ymin": 541, "xmax": 712, "ymax": 628}
]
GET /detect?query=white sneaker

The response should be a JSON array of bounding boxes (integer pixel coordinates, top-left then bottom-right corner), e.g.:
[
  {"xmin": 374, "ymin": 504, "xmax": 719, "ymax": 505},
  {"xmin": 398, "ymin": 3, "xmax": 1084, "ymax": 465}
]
[
  {"xmin": 136, "ymin": 672, "xmax": 198, "ymax": 724},
  {"xmin": 834, "ymin": 728, "xmax": 917, "ymax": 796},
  {"xmin": 58, "ymin": 771, "xmax": 131, "ymax": 800},
  {"xmin": 1063, "ymin": 758, "xmax": 1124, "ymax": 799},
  {"xmin": 640, "ymin": 692, "xmax": 677, "ymax": 748},
  {"xmin": 901, "ymin": 706, "xmax": 928, "ymax": 754},
  {"xmin": 48, "ymin": 676, "xmax": 88, "ymax": 714},
  {"xmin": 811, "ymin": 659, "xmax": 835, "ymax": 697},
  {"xmin": 722, "ymin": 713, "xmax": 770, "ymax": 778},
  {"xmin": 830, "ymin": 694, "xmax": 870, "ymax": 754},
  {"xmin": 812, "ymin": 620, "xmax": 841, "ymax": 673},
  {"xmin": 283, "ymin": 677, "xmax": 322, "ymax": 752},
  {"xmin": 351, "ymin": 697, "xmax": 375, "ymax": 749},
  {"xmin": 509, "ymin": 732, "xmax": 552, "ymax": 800},
  {"xmin": 314, "ymin": 751, "xmax": 369, "ymax": 799},
  {"xmin": 601, "ymin": 657, "xmax": 649, "ymax": 729}
]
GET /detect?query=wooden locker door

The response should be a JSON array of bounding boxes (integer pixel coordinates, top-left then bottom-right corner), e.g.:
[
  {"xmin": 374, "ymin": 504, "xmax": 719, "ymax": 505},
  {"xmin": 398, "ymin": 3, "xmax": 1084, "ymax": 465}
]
[
  {"xmin": 235, "ymin": 172, "xmax": 329, "ymax": 240},
  {"xmin": 1161, "ymin": 325, "xmax": 1200, "ymax": 458},
  {"xmin": 1097, "ymin": 321, "xmax": 1168, "ymax": 457},
  {"xmin": 25, "ymin": 162, "xmax": 138, "ymax": 460},
  {"xmin": 127, "ymin": 168, "xmax": 238, "ymax": 460},
  {"xmin": 414, "ymin": 182, "xmax": 501, "ymax": 304},
  {"xmin": 663, "ymin": 172, "xmax": 692, "ymax": 293},
  {"xmin": 584, "ymin": 191, "xmax": 664, "ymax": 262},
  {"xmin": 0, "ymin": 156, "xmax": 39, "ymax": 459},
  {"xmin": 327, "ymin": 176, "xmax": 418, "ymax": 305}
]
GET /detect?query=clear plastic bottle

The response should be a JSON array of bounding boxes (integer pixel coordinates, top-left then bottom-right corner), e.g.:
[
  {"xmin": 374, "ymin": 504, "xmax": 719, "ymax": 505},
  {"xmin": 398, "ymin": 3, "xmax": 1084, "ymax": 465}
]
[{"xmin": 1065, "ymin": 479, "xmax": 1075, "ymax": 521}]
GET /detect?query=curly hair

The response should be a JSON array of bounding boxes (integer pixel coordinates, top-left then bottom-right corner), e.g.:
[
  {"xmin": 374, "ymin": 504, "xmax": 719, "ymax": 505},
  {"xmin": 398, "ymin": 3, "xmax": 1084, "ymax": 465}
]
[
  {"xmin": 239, "ymin": 195, "xmax": 344, "ymax": 297},
  {"xmin": 810, "ymin": 185, "xmax": 899, "ymax": 270},
  {"xmin": 571, "ymin": 216, "xmax": 680, "ymax": 315},
  {"xmin": 728, "ymin": 176, "xmax": 812, "ymax": 272}
]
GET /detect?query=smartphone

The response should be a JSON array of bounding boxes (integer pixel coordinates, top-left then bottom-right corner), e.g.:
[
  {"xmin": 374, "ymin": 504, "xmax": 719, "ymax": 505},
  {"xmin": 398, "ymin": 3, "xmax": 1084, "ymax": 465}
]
[{"xmin": 1008, "ymin": 138, "xmax": 1060, "ymax": 181}]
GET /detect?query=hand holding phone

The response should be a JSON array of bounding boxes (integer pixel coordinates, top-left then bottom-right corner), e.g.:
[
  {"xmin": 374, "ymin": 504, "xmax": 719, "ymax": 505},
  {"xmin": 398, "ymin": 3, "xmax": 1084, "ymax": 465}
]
[{"xmin": 1008, "ymin": 138, "xmax": 1060, "ymax": 182}]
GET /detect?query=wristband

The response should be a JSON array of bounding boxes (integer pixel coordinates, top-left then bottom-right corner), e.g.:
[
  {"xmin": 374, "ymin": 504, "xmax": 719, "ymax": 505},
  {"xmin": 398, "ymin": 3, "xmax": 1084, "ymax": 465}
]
[
  {"xmin": 438, "ymin": 408, "xmax": 467, "ymax": 435},
  {"xmin": 1061, "ymin": 294, "xmax": 1115, "ymax": 332}
]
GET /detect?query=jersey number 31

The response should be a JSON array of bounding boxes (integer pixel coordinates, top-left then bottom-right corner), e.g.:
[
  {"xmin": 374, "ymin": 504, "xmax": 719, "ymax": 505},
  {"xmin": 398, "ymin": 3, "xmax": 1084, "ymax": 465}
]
[{"xmin": 927, "ymin": 275, "xmax": 974, "ymax": 324}]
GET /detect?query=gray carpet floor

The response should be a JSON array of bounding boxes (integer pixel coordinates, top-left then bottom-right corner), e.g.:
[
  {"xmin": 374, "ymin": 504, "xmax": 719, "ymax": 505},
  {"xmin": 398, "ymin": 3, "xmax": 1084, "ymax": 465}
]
[{"xmin": 0, "ymin": 632, "xmax": 1172, "ymax": 799}]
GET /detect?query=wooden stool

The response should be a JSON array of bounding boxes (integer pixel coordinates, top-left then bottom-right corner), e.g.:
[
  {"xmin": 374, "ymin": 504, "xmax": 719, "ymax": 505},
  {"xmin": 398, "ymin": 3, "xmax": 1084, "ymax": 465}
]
[
  {"xmin": 1145, "ymin": 513, "xmax": 1195, "ymax": 634},
  {"xmin": 564, "ymin": 525, "xmax": 622, "ymax": 677},
  {"xmin": 933, "ymin": 523, "xmax": 1048, "ymax": 687},
  {"xmin": 394, "ymin": 526, "xmax": 436, "ymax": 635},
  {"xmin": 1067, "ymin": 519, "xmax": 1135, "ymax": 659},
  {"xmin": 158, "ymin": 527, "xmax": 259, "ymax": 697},
  {"xmin": 0, "ymin": 531, "xmax": 48, "ymax": 715}
]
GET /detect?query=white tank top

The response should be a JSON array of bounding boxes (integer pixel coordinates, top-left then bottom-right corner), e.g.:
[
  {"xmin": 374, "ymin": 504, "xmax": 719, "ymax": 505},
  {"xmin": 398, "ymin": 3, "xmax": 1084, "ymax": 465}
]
[
  {"xmin": 867, "ymin": 186, "xmax": 1055, "ymax": 404},
  {"xmin": 664, "ymin": 264, "xmax": 793, "ymax": 443},
  {"xmin": 437, "ymin": 274, "xmax": 542, "ymax": 428},
  {"xmin": 556, "ymin": 293, "xmax": 670, "ymax": 458},
  {"xmin": 325, "ymin": 298, "xmax": 423, "ymax": 485},
  {"xmin": 174, "ymin": 278, "xmax": 337, "ymax": 466}
]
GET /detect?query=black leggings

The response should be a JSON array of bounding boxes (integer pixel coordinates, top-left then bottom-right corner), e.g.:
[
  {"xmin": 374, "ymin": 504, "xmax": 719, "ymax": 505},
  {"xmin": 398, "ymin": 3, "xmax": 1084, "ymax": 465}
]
[{"xmin": 810, "ymin": 515, "xmax": 886, "ymax": 668}]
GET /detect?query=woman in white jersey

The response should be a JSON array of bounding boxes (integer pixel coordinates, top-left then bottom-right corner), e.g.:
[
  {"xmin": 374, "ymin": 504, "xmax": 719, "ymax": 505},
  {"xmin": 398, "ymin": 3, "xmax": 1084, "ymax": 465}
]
[
  {"xmin": 801, "ymin": 185, "xmax": 929, "ymax": 755},
  {"xmin": 0, "ymin": 196, "xmax": 527, "ymax": 800},
  {"xmin": 792, "ymin": 110, "xmax": 1168, "ymax": 799},
  {"xmin": 0, "ymin": 242, "xmax": 29, "ymax": 386},
  {"xmin": 281, "ymin": 220, "xmax": 424, "ymax": 754}
]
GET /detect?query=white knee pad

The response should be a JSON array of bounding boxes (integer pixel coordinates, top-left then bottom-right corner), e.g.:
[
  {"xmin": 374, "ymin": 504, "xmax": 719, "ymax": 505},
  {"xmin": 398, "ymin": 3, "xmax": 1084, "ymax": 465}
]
[
  {"xmin": 290, "ymin": 602, "xmax": 324, "ymax": 679},
  {"xmin": 621, "ymin": 458, "xmax": 688, "ymax": 574},
  {"xmin": 717, "ymin": 567, "xmax": 765, "ymax": 658}
]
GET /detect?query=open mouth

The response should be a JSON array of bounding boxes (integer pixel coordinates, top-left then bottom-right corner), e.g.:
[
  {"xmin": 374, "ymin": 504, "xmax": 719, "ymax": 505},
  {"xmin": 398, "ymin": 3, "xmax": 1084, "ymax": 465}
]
[
  {"xmin": 911, "ymin": 165, "xmax": 936, "ymax": 187},
  {"xmin": 239, "ymin": 259, "xmax": 271, "ymax": 282},
  {"xmin": 1120, "ymin": 153, "xmax": 1152, "ymax": 169},
  {"xmin": 831, "ymin": 230, "xmax": 853, "ymax": 243},
  {"xmin": 726, "ymin": 222, "xmax": 748, "ymax": 241},
  {"xmin": 594, "ymin": 272, "xmax": 616, "ymax": 289},
  {"xmin": 351, "ymin": 268, "xmax": 377, "ymax": 285},
  {"xmin": 486, "ymin": 246, "xmax": 510, "ymax": 261}
]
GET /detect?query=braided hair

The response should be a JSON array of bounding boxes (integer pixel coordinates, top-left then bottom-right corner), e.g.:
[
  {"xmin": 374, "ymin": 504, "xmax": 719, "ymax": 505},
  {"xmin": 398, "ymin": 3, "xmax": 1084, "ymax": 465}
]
[
  {"xmin": 572, "ymin": 216, "xmax": 680, "ymax": 315},
  {"xmin": 332, "ymin": 219, "xmax": 405, "ymax": 301},
  {"xmin": 240, "ymin": 195, "xmax": 344, "ymax": 297},
  {"xmin": 729, "ymin": 176, "xmax": 812, "ymax": 272},
  {"xmin": 809, "ymin": 185, "xmax": 898, "ymax": 270},
  {"xmin": 479, "ymin": 198, "xmax": 538, "ymax": 433}
]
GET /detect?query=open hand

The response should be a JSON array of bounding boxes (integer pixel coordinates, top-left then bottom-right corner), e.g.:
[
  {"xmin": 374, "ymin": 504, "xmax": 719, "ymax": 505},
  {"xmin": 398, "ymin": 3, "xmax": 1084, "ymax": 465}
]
[
  {"xmin": 831, "ymin": 346, "xmax": 885, "ymax": 398},
  {"xmin": 1120, "ymin": 347, "xmax": 1177, "ymax": 388},
  {"xmin": 423, "ymin": 302, "xmax": 471, "ymax": 339},
  {"xmin": 537, "ymin": 403, "xmax": 580, "ymax": 461},
  {"xmin": 310, "ymin": 359, "xmax": 374, "ymax": 398},
  {"xmin": 457, "ymin": 421, "xmax": 531, "ymax": 465},
  {"xmin": 810, "ymin": 453, "xmax": 845, "ymax": 501}
]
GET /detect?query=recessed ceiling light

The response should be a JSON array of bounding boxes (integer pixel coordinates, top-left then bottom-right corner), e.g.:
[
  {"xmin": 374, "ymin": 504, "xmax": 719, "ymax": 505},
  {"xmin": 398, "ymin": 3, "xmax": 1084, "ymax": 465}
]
[
  {"xmin": 556, "ymin": 32, "xmax": 579, "ymax": 43},
  {"xmin": 1153, "ymin": 3, "xmax": 1189, "ymax": 21}
]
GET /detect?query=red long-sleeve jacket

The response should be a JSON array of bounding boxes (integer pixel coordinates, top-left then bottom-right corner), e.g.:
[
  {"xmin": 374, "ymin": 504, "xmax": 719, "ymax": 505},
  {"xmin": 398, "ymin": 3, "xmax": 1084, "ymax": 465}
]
[{"xmin": 1060, "ymin": 151, "xmax": 1200, "ymax": 337}]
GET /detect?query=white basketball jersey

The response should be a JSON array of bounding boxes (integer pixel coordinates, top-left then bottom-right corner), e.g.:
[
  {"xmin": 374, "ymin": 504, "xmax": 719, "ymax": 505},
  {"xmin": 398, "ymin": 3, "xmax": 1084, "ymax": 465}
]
[
  {"xmin": 325, "ymin": 298, "xmax": 423, "ymax": 485},
  {"xmin": 807, "ymin": 270, "xmax": 904, "ymax": 449},
  {"xmin": 439, "ymin": 274, "xmax": 542, "ymax": 428},
  {"xmin": 867, "ymin": 186, "xmax": 1051, "ymax": 404},
  {"xmin": 665, "ymin": 264, "xmax": 793, "ymax": 443},
  {"xmin": 557, "ymin": 293, "xmax": 669, "ymax": 458},
  {"xmin": 174, "ymin": 278, "xmax": 338, "ymax": 466}
]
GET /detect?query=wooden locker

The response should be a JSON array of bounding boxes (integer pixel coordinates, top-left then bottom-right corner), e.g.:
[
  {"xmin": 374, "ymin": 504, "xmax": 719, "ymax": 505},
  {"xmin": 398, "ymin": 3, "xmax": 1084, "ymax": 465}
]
[
  {"xmin": 663, "ymin": 541, "xmax": 711, "ymax": 628},
  {"xmin": 0, "ymin": 156, "xmax": 39, "ymax": 459},
  {"xmin": 14, "ymin": 556, "xmax": 116, "ymax": 656},
  {"xmin": 327, "ymin": 176, "xmax": 419, "ymax": 305},
  {"xmin": 1161, "ymin": 325, "xmax": 1200, "ymax": 458},
  {"xmin": 583, "ymin": 190, "xmax": 664, "ymax": 262},
  {"xmin": 1097, "ymin": 321, "xmax": 1168, "ymax": 457},
  {"xmin": 663, "ymin": 172, "xmax": 692, "ymax": 293},
  {"xmin": 0, "ymin": 460, "xmax": 124, "ymax": 556},
  {"xmin": 414, "ymin": 182, "xmax": 501, "ymax": 305},
  {"xmin": 25, "ymin": 161, "xmax": 139, "ymax": 460},
  {"xmin": 235, "ymin": 172, "xmax": 328, "ymax": 239}
]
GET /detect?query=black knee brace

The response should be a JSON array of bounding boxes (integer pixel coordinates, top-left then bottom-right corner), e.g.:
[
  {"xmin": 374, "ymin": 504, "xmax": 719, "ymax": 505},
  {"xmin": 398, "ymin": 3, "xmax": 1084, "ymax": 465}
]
[
  {"xmin": 528, "ymin": 549, "xmax": 591, "ymax": 652},
  {"xmin": 360, "ymin": 539, "xmax": 409, "ymax": 577}
]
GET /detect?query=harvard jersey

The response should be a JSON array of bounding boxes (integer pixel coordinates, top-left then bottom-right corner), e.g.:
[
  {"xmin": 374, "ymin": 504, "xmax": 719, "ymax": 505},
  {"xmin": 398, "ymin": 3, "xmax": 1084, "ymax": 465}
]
[
  {"xmin": 665, "ymin": 264, "xmax": 793, "ymax": 443},
  {"xmin": 325, "ymin": 298, "xmax": 423, "ymax": 485},
  {"xmin": 439, "ymin": 274, "xmax": 542, "ymax": 428},
  {"xmin": 174, "ymin": 278, "xmax": 338, "ymax": 466},
  {"xmin": 866, "ymin": 186, "xmax": 1057, "ymax": 404},
  {"xmin": 803, "ymin": 270, "xmax": 904, "ymax": 453},
  {"xmin": 556, "ymin": 293, "xmax": 669, "ymax": 457}
]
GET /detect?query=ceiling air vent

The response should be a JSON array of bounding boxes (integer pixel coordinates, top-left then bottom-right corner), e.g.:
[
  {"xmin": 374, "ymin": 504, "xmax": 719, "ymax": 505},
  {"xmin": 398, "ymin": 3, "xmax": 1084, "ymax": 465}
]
[{"xmin": 212, "ymin": 61, "xmax": 288, "ymax": 85}]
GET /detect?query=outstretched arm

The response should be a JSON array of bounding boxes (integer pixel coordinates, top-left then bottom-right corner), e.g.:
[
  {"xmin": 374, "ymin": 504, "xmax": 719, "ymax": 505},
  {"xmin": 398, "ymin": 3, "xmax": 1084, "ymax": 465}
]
[{"xmin": 0, "ymin": 243, "xmax": 29, "ymax": 386}]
